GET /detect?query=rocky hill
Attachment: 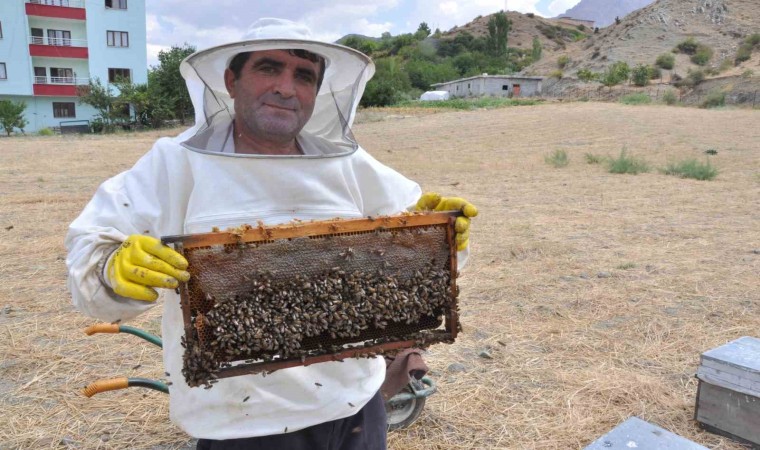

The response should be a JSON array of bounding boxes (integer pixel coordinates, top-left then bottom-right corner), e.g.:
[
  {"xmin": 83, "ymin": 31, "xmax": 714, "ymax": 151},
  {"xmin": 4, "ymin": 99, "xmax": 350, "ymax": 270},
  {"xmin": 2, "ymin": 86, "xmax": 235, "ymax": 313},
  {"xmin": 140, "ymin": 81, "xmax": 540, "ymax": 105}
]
[
  {"xmin": 444, "ymin": 11, "xmax": 591, "ymax": 53},
  {"xmin": 526, "ymin": 0, "xmax": 760, "ymax": 77},
  {"xmin": 558, "ymin": 0, "xmax": 655, "ymax": 28}
]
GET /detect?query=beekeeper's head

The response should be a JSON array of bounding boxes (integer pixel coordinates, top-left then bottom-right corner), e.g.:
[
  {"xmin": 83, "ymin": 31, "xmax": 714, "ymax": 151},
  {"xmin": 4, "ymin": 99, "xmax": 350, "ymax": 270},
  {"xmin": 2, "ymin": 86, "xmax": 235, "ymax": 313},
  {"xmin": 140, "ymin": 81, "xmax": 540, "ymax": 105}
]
[{"xmin": 179, "ymin": 18, "xmax": 375, "ymax": 155}]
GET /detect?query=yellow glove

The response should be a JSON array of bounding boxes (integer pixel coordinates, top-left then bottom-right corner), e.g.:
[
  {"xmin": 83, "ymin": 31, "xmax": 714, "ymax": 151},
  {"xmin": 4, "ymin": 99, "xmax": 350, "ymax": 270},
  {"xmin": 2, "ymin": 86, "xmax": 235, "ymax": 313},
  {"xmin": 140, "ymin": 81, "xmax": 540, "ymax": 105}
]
[
  {"xmin": 107, "ymin": 235, "xmax": 190, "ymax": 302},
  {"xmin": 416, "ymin": 192, "xmax": 478, "ymax": 251}
]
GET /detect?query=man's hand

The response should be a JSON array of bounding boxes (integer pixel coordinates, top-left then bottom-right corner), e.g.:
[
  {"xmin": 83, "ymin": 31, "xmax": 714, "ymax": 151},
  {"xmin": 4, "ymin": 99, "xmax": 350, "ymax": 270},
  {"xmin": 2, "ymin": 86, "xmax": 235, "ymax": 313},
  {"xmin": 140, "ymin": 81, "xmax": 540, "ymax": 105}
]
[
  {"xmin": 107, "ymin": 235, "xmax": 190, "ymax": 302},
  {"xmin": 415, "ymin": 192, "xmax": 478, "ymax": 251}
]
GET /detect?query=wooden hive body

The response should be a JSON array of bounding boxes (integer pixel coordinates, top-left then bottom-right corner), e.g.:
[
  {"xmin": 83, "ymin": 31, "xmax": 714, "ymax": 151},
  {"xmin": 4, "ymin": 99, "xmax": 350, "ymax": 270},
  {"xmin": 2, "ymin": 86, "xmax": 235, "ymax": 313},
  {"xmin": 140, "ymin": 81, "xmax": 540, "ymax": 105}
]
[{"xmin": 695, "ymin": 336, "xmax": 760, "ymax": 448}]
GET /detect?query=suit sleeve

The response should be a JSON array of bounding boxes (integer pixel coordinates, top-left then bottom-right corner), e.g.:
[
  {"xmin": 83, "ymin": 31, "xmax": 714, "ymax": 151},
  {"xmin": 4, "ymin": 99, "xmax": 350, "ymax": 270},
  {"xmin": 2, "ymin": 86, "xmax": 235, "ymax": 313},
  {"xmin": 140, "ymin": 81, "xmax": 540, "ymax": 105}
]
[{"xmin": 65, "ymin": 140, "xmax": 190, "ymax": 322}]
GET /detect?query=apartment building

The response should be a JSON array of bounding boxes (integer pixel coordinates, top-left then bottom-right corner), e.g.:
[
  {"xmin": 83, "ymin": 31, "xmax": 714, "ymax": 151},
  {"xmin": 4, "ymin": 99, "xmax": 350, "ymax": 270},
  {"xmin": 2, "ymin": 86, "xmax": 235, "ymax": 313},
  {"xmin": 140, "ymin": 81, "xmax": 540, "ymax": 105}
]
[{"xmin": 0, "ymin": 0, "xmax": 146, "ymax": 133}]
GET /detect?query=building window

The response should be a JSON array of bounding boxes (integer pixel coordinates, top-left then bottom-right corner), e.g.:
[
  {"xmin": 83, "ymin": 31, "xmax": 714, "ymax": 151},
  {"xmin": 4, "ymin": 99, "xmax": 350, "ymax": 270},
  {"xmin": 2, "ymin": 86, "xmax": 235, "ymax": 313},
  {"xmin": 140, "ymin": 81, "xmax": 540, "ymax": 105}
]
[
  {"xmin": 105, "ymin": 0, "xmax": 127, "ymax": 9},
  {"xmin": 31, "ymin": 28, "xmax": 44, "ymax": 44},
  {"xmin": 51, "ymin": 67, "xmax": 74, "ymax": 83},
  {"xmin": 502, "ymin": 85, "xmax": 509, "ymax": 90},
  {"xmin": 34, "ymin": 67, "xmax": 47, "ymax": 83},
  {"xmin": 107, "ymin": 31, "xmax": 129, "ymax": 47},
  {"xmin": 108, "ymin": 68, "xmax": 131, "ymax": 82},
  {"xmin": 0, "ymin": 21, "xmax": 4, "ymax": 39},
  {"xmin": 53, "ymin": 102, "xmax": 76, "ymax": 118},
  {"xmin": 0, "ymin": 63, "xmax": 6, "ymax": 80},
  {"xmin": 47, "ymin": 29, "xmax": 72, "ymax": 46}
]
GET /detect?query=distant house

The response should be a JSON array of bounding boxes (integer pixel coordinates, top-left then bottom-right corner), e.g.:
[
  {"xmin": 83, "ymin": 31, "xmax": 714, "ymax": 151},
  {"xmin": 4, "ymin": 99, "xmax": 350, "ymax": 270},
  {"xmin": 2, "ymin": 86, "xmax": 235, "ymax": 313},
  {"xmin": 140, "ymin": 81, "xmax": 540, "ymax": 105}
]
[
  {"xmin": 556, "ymin": 16, "xmax": 595, "ymax": 29},
  {"xmin": 432, "ymin": 75, "xmax": 544, "ymax": 99}
]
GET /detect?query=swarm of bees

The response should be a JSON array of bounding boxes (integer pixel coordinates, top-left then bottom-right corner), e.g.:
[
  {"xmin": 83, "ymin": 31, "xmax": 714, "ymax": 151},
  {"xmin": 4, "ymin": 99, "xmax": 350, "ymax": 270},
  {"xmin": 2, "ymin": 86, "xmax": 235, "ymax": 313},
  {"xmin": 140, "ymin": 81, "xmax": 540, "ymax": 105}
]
[{"xmin": 181, "ymin": 262, "xmax": 452, "ymax": 387}]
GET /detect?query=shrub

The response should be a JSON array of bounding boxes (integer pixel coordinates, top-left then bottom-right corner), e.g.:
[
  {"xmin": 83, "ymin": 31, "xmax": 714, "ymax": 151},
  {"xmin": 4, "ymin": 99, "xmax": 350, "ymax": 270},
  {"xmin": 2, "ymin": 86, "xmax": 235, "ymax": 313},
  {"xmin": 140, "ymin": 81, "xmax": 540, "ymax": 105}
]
[
  {"xmin": 663, "ymin": 159, "xmax": 718, "ymax": 180},
  {"xmin": 735, "ymin": 44, "xmax": 752, "ymax": 65},
  {"xmin": 719, "ymin": 58, "xmax": 733, "ymax": 72},
  {"xmin": 37, "ymin": 128, "xmax": 55, "ymax": 136},
  {"xmin": 577, "ymin": 25, "xmax": 586, "ymax": 31},
  {"xmin": 550, "ymin": 69, "xmax": 563, "ymax": 79},
  {"xmin": 675, "ymin": 37, "xmax": 699, "ymax": 55},
  {"xmin": 701, "ymin": 90, "xmax": 726, "ymax": 109},
  {"xmin": 545, "ymin": 149, "xmax": 569, "ymax": 168},
  {"xmin": 577, "ymin": 68, "xmax": 597, "ymax": 82},
  {"xmin": 620, "ymin": 93, "xmax": 651, "ymax": 105},
  {"xmin": 557, "ymin": 55, "xmax": 570, "ymax": 68},
  {"xmin": 601, "ymin": 61, "xmax": 630, "ymax": 88},
  {"xmin": 674, "ymin": 69, "xmax": 705, "ymax": 87},
  {"xmin": 607, "ymin": 149, "xmax": 650, "ymax": 174},
  {"xmin": 691, "ymin": 45, "xmax": 713, "ymax": 65},
  {"xmin": 526, "ymin": 12, "xmax": 535, "ymax": 18},
  {"xmin": 631, "ymin": 64, "xmax": 651, "ymax": 86},
  {"xmin": 584, "ymin": 153, "xmax": 605, "ymax": 164},
  {"xmin": 747, "ymin": 33, "xmax": 760, "ymax": 47},
  {"xmin": 742, "ymin": 69, "xmax": 754, "ymax": 78},
  {"xmin": 662, "ymin": 89, "xmax": 678, "ymax": 105},
  {"xmin": 649, "ymin": 66, "xmax": 662, "ymax": 79},
  {"xmin": 655, "ymin": 53, "xmax": 675, "ymax": 70}
]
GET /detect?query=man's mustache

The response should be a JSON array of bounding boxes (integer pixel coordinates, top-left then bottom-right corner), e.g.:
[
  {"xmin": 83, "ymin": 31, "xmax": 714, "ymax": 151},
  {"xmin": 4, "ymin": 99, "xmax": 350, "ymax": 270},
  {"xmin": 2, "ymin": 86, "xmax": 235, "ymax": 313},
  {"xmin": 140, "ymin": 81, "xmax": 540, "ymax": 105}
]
[{"xmin": 261, "ymin": 93, "xmax": 299, "ymax": 110}]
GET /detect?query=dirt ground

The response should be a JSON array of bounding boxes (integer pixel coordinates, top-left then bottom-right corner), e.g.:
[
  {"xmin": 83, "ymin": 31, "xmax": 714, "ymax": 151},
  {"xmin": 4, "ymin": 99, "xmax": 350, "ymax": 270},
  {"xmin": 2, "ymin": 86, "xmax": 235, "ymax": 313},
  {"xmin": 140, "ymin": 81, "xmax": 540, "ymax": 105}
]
[{"xmin": 0, "ymin": 102, "xmax": 758, "ymax": 449}]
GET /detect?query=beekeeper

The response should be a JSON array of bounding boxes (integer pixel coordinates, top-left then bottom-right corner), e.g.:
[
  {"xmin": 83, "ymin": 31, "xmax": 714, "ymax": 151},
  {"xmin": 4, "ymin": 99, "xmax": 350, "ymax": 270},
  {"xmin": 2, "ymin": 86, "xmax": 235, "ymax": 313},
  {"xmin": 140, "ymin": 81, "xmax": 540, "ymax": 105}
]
[{"xmin": 66, "ymin": 18, "xmax": 477, "ymax": 449}]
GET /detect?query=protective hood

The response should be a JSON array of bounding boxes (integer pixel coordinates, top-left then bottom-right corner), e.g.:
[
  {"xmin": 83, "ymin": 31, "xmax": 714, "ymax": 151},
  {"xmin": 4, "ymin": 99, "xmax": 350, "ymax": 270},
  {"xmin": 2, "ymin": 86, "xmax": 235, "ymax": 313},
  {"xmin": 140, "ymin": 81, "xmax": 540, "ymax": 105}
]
[{"xmin": 178, "ymin": 18, "xmax": 375, "ymax": 156}]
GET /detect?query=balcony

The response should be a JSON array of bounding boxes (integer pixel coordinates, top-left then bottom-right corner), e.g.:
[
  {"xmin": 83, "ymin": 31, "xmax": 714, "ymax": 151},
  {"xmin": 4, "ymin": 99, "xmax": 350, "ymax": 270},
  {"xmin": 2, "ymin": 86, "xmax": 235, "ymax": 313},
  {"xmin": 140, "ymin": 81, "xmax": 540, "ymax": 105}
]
[
  {"xmin": 29, "ymin": 36, "xmax": 88, "ymax": 59},
  {"xmin": 26, "ymin": 1, "xmax": 86, "ymax": 20},
  {"xmin": 33, "ymin": 75, "xmax": 89, "ymax": 96}
]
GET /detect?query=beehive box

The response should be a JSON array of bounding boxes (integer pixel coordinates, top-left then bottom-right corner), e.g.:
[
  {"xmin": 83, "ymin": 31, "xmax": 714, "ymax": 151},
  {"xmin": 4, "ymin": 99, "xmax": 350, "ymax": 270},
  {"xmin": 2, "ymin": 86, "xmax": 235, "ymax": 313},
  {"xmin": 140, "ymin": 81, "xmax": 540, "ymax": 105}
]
[
  {"xmin": 695, "ymin": 336, "xmax": 760, "ymax": 448},
  {"xmin": 162, "ymin": 212, "xmax": 461, "ymax": 387},
  {"xmin": 583, "ymin": 417, "xmax": 709, "ymax": 450}
]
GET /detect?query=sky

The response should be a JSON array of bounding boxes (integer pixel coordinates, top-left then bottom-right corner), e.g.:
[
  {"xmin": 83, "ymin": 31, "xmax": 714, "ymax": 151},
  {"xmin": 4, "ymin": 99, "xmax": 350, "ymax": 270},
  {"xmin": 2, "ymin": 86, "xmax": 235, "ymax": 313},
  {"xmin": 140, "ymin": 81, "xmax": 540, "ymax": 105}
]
[{"xmin": 145, "ymin": 0, "xmax": 582, "ymax": 66}]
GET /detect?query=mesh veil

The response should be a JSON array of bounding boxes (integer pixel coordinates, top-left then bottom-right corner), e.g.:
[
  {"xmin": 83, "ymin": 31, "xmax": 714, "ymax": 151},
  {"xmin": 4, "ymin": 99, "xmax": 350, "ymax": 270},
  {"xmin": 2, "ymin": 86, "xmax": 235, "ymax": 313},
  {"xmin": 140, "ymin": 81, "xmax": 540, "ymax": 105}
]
[{"xmin": 178, "ymin": 38, "xmax": 374, "ymax": 157}]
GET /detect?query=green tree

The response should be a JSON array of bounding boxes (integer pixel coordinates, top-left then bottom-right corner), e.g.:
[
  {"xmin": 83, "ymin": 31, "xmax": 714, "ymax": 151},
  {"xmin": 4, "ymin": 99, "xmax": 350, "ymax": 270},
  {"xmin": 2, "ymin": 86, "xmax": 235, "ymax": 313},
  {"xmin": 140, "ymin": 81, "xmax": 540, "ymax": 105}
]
[
  {"xmin": 601, "ymin": 61, "xmax": 630, "ymax": 88},
  {"xmin": 77, "ymin": 78, "xmax": 118, "ymax": 131},
  {"xmin": 631, "ymin": 64, "xmax": 651, "ymax": 86},
  {"xmin": 577, "ymin": 68, "xmax": 598, "ymax": 82},
  {"xmin": 531, "ymin": 37, "xmax": 543, "ymax": 61},
  {"xmin": 0, "ymin": 100, "xmax": 27, "ymax": 136},
  {"xmin": 486, "ymin": 11, "xmax": 510, "ymax": 57},
  {"xmin": 360, "ymin": 57, "xmax": 411, "ymax": 107},
  {"xmin": 415, "ymin": 22, "xmax": 431, "ymax": 40},
  {"xmin": 150, "ymin": 43, "xmax": 196, "ymax": 124}
]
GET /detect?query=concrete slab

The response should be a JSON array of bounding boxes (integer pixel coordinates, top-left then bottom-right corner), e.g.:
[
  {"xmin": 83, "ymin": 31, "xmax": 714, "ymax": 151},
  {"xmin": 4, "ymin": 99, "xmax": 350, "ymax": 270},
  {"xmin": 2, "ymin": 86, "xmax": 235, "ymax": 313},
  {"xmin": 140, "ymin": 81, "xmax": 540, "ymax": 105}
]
[{"xmin": 584, "ymin": 417, "xmax": 708, "ymax": 450}]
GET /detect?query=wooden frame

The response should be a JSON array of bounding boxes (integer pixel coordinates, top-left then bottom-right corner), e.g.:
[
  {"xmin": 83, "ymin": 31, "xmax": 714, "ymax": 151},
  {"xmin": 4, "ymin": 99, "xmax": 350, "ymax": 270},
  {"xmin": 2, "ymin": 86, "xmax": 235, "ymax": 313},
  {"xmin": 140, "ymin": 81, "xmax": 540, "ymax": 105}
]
[{"xmin": 162, "ymin": 211, "xmax": 461, "ymax": 381}]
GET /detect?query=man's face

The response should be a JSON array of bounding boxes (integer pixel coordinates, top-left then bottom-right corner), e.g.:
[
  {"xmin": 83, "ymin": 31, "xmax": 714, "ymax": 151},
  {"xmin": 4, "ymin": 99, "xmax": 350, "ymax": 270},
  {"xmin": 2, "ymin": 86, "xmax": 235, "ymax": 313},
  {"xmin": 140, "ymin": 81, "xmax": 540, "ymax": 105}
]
[{"xmin": 225, "ymin": 49, "xmax": 321, "ymax": 144}]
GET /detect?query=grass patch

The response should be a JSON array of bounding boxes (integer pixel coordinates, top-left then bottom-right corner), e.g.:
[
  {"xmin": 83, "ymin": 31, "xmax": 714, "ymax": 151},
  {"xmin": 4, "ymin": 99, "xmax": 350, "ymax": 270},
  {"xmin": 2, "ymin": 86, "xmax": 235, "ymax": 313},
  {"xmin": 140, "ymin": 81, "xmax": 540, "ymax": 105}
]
[
  {"xmin": 616, "ymin": 262, "xmax": 636, "ymax": 270},
  {"xmin": 662, "ymin": 159, "xmax": 718, "ymax": 180},
  {"xmin": 397, "ymin": 97, "xmax": 542, "ymax": 110},
  {"xmin": 662, "ymin": 89, "xmax": 678, "ymax": 105},
  {"xmin": 545, "ymin": 149, "xmax": 569, "ymax": 168},
  {"xmin": 620, "ymin": 93, "xmax": 651, "ymax": 105},
  {"xmin": 607, "ymin": 149, "xmax": 650, "ymax": 174},
  {"xmin": 584, "ymin": 153, "xmax": 606, "ymax": 164},
  {"xmin": 701, "ymin": 90, "xmax": 726, "ymax": 109}
]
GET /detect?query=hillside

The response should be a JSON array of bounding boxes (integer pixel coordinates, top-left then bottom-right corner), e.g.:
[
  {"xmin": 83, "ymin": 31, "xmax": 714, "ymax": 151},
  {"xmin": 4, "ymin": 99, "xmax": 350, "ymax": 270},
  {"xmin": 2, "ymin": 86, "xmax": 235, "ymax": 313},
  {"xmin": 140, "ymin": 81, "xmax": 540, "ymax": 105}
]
[
  {"xmin": 445, "ymin": 11, "xmax": 591, "ymax": 52},
  {"xmin": 558, "ymin": 0, "xmax": 655, "ymax": 28},
  {"xmin": 526, "ymin": 0, "xmax": 760, "ymax": 77}
]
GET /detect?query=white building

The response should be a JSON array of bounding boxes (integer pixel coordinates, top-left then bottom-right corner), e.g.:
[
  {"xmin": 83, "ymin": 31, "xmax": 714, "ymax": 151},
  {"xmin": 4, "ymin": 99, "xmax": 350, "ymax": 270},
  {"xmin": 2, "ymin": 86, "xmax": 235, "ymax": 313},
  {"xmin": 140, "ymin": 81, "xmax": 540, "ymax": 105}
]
[
  {"xmin": 432, "ymin": 74, "xmax": 544, "ymax": 99},
  {"xmin": 0, "ymin": 0, "xmax": 147, "ymax": 133}
]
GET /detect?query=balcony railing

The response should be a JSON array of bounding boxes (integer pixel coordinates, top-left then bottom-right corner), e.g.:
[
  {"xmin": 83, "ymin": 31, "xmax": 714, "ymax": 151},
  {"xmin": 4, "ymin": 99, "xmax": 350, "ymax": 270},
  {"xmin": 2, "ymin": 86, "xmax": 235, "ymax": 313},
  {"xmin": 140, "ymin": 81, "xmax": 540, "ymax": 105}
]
[
  {"xmin": 28, "ymin": 36, "xmax": 87, "ymax": 47},
  {"xmin": 27, "ymin": 0, "xmax": 86, "ymax": 8},
  {"xmin": 34, "ymin": 76, "xmax": 90, "ymax": 85}
]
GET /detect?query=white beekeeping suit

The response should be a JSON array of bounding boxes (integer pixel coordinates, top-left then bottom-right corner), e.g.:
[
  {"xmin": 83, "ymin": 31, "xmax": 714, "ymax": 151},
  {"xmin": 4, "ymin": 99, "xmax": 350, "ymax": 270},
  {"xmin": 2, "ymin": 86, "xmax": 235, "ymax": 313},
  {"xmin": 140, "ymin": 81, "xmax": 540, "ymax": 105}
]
[{"xmin": 65, "ymin": 19, "xmax": 425, "ymax": 439}]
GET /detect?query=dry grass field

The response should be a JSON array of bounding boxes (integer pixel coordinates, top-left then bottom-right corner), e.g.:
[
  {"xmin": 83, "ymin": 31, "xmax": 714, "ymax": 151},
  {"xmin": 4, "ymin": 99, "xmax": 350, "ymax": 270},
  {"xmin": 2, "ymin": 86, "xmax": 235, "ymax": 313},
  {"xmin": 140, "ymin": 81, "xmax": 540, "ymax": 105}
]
[{"xmin": 0, "ymin": 102, "xmax": 758, "ymax": 449}]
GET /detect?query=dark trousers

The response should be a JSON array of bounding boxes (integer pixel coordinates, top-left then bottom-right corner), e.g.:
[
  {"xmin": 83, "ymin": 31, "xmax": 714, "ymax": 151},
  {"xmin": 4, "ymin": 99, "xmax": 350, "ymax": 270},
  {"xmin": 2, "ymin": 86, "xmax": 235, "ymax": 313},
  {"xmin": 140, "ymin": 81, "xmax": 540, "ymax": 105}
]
[{"xmin": 196, "ymin": 391, "xmax": 387, "ymax": 450}]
